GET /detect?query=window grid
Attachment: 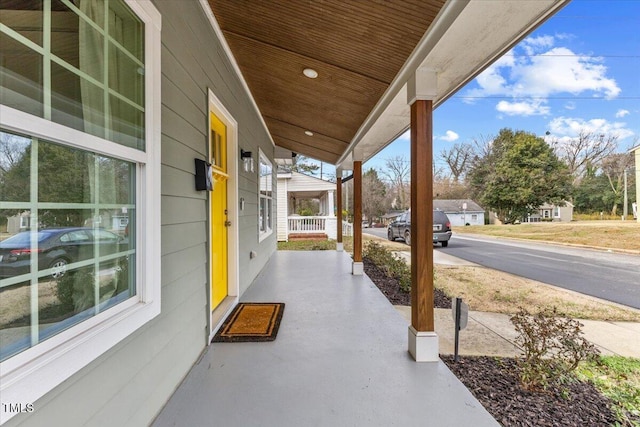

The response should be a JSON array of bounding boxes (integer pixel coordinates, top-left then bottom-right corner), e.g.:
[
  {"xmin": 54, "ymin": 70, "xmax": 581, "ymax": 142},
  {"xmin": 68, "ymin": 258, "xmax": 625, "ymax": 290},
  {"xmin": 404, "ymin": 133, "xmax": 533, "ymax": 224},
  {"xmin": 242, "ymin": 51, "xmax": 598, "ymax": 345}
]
[
  {"xmin": 259, "ymin": 150, "xmax": 273, "ymax": 240},
  {"xmin": 0, "ymin": 0, "xmax": 145, "ymax": 143}
]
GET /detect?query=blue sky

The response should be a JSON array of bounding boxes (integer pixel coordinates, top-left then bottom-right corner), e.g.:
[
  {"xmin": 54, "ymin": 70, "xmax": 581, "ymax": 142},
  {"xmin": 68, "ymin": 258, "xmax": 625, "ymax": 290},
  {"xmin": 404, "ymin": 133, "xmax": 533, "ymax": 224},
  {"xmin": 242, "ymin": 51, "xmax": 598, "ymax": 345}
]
[{"xmin": 312, "ymin": 0, "xmax": 640, "ymax": 178}]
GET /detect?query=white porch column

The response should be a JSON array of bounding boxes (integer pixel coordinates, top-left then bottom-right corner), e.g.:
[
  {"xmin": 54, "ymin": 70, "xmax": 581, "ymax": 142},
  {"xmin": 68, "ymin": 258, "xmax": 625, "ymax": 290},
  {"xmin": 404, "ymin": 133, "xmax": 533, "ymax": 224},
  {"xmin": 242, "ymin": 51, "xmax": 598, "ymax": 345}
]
[
  {"xmin": 352, "ymin": 156, "xmax": 363, "ymax": 275},
  {"xmin": 327, "ymin": 190, "xmax": 335, "ymax": 217},
  {"xmin": 407, "ymin": 68, "xmax": 438, "ymax": 362},
  {"xmin": 336, "ymin": 169, "xmax": 344, "ymax": 252}
]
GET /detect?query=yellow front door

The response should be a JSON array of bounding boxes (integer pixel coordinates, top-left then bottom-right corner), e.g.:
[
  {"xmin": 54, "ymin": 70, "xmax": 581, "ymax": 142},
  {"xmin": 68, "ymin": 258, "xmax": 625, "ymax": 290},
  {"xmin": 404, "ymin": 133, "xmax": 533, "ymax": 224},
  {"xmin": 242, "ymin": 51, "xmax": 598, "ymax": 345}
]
[{"xmin": 210, "ymin": 112, "xmax": 228, "ymax": 311}]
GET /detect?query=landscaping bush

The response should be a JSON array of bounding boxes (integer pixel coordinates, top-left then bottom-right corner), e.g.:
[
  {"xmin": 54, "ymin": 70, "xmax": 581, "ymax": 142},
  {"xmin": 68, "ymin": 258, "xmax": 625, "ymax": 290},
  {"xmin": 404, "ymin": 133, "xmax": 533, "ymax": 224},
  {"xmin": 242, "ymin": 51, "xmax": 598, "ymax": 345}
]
[
  {"xmin": 363, "ymin": 241, "xmax": 411, "ymax": 292},
  {"xmin": 510, "ymin": 307, "xmax": 599, "ymax": 391}
]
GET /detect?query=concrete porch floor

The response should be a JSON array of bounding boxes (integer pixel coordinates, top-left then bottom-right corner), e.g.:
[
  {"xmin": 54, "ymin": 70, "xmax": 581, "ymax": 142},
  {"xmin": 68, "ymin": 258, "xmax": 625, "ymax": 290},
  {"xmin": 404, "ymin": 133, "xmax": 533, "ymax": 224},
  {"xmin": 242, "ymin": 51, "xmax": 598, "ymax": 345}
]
[{"xmin": 152, "ymin": 250, "xmax": 498, "ymax": 427}]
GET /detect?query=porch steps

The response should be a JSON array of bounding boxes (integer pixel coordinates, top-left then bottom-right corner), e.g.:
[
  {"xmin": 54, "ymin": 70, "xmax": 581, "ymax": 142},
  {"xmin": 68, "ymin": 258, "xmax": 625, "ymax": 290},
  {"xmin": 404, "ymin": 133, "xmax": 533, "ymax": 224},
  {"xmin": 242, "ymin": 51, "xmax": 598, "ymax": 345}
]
[{"xmin": 288, "ymin": 233, "xmax": 328, "ymax": 241}]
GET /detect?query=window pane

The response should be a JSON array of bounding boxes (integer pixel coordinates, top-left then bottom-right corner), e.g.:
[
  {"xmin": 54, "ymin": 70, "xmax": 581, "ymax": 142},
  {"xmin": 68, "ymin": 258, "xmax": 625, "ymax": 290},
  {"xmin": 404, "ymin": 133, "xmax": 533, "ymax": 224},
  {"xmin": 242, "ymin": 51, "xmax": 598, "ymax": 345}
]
[
  {"xmin": 97, "ymin": 156, "xmax": 135, "ymax": 204},
  {"xmin": 0, "ymin": 0, "xmax": 43, "ymax": 46},
  {"xmin": 109, "ymin": 42, "xmax": 143, "ymax": 106},
  {"xmin": 51, "ymin": 62, "xmax": 107, "ymax": 139},
  {"xmin": 38, "ymin": 139, "xmax": 93, "ymax": 204},
  {"xmin": 1, "ymin": 0, "xmax": 145, "ymax": 151},
  {"xmin": 0, "ymin": 280, "xmax": 31, "ymax": 362},
  {"xmin": 0, "ymin": 128, "xmax": 137, "ymax": 360},
  {"xmin": 109, "ymin": 94, "xmax": 144, "ymax": 150},
  {"xmin": 0, "ymin": 32, "xmax": 44, "ymax": 117},
  {"xmin": 108, "ymin": 0, "xmax": 144, "ymax": 62},
  {"xmin": 0, "ymin": 131, "xmax": 31, "ymax": 202},
  {"xmin": 51, "ymin": 2, "xmax": 105, "ymax": 83}
]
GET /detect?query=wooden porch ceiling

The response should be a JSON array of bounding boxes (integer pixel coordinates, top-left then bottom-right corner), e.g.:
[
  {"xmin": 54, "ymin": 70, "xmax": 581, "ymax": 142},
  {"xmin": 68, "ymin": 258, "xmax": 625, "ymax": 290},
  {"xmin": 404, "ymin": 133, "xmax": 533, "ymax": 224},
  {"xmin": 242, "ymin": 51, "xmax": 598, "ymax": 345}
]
[{"xmin": 207, "ymin": 0, "xmax": 446, "ymax": 164}]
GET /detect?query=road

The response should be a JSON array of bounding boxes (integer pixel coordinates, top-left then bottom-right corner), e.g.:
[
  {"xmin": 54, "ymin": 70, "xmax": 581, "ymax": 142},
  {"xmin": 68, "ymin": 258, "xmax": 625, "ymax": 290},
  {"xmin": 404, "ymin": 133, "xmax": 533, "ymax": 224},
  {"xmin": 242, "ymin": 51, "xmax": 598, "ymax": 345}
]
[{"xmin": 363, "ymin": 228, "xmax": 640, "ymax": 309}]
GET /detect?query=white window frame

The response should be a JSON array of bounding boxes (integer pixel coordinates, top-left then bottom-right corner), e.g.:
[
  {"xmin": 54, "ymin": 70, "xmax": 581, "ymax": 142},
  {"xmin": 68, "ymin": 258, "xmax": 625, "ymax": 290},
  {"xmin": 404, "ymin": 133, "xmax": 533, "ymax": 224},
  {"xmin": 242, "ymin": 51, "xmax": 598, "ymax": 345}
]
[
  {"xmin": 258, "ymin": 149, "xmax": 273, "ymax": 242},
  {"xmin": 0, "ymin": 1, "xmax": 161, "ymax": 421},
  {"xmin": 19, "ymin": 215, "xmax": 29, "ymax": 229}
]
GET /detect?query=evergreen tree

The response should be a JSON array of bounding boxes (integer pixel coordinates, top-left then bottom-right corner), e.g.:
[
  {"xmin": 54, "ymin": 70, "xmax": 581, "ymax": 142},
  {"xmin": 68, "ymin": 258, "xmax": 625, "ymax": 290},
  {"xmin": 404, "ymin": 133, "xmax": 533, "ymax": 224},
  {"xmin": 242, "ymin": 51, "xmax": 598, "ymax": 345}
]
[{"xmin": 469, "ymin": 128, "xmax": 572, "ymax": 224}]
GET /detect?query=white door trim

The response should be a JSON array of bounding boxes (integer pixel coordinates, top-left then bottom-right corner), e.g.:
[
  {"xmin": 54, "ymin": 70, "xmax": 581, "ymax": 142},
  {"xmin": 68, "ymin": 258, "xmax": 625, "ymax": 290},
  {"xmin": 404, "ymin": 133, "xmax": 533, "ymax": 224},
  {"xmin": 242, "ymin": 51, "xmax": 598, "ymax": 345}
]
[{"xmin": 207, "ymin": 88, "xmax": 239, "ymax": 341}]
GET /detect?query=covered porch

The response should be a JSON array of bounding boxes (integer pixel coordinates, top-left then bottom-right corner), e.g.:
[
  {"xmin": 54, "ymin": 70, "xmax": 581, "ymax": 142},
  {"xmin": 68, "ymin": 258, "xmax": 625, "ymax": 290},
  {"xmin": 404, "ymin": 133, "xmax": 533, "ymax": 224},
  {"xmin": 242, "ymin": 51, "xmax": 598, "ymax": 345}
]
[
  {"xmin": 152, "ymin": 250, "xmax": 498, "ymax": 426},
  {"xmin": 276, "ymin": 170, "xmax": 340, "ymax": 241}
]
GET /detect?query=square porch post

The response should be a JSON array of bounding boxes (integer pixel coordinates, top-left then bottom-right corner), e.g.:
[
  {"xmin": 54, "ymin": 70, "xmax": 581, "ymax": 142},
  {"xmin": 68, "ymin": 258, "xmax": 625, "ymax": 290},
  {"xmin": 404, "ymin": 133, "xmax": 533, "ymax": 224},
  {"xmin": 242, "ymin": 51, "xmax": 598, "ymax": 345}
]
[
  {"xmin": 352, "ymin": 160, "xmax": 363, "ymax": 275},
  {"xmin": 336, "ymin": 173, "xmax": 343, "ymax": 251},
  {"xmin": 407, "ymin": 68, "xmax": 438, "ymax": 361}
]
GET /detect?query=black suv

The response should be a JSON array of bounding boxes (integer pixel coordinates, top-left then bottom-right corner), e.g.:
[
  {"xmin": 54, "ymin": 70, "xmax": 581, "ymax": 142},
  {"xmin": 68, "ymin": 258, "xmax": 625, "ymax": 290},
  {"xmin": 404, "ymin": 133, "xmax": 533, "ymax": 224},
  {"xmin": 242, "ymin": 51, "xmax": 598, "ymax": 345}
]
[{"xmin": 387, "ymin": 209, "xmax": 452, "ymax": 247}]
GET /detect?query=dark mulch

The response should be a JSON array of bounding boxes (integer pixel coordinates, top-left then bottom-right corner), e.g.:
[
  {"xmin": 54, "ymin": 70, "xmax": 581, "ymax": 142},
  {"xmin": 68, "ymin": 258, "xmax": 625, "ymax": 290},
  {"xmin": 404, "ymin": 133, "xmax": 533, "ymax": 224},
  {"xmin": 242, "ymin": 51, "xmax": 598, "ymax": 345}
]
[
  {"xmin": 363, "ymin": 258, "xmax": 451, "ymax": 308},
  {"xmin": 441, "ymin": 356, "xmax": 619, "ymax": 427},
  {"xmin": 363, "ymin": 256, "xmax": 626, "ymax": 427}
]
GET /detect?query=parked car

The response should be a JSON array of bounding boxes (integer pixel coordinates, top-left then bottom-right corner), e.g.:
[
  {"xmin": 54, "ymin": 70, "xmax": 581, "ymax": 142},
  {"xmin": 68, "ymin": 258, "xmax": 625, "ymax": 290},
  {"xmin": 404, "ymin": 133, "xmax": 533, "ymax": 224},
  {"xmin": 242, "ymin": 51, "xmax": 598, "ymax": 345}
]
[
  {"xmin": 387, "ymin": 209, "xmax": 452, "ymax": 247},
  {"xmin": 0, "ymin": 227, "xmax": 127, "ymax": 279}
]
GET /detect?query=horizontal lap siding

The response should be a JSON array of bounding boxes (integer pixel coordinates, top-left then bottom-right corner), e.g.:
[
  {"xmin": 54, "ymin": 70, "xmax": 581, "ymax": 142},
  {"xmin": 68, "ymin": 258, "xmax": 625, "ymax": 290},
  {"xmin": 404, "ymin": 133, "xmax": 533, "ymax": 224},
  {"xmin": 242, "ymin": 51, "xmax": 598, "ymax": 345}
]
[{"xmin": 7, "ymin": 1, "xmax": 276, "ymax": 426}]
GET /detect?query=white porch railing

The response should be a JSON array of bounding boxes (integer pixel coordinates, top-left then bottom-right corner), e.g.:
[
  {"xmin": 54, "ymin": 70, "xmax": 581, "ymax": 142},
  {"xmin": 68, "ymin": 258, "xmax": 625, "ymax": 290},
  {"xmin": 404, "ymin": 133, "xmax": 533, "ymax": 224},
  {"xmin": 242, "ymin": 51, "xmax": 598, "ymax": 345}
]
[
  {"xmin": 288, "ymin": 216, "xmax": 327, "ymax": 233},
  {"xmin": 342, "ymin": 221, "xmax": 353, "ymax": 237},
  {"xmin": 286, "ymin": 216, "xmax": 351, "ymax": 240}
]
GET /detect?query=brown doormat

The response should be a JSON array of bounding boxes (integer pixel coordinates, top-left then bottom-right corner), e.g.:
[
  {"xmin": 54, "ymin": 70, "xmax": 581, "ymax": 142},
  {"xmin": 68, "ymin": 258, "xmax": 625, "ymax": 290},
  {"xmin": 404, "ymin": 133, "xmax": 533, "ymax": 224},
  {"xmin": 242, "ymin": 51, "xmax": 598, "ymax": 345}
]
[{"xmin": 212, "ymin": 303, "xmax": 285, "ymax": 343}]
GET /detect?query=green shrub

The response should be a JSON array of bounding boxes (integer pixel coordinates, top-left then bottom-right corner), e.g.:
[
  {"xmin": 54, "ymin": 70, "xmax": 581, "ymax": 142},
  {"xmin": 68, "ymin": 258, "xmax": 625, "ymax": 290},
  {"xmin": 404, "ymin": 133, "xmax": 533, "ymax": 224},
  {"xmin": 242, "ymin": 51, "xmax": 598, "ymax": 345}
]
[
  {"xmin": 55, "ymin": 267, "xmax": 96, "ymax": 312},
  {"xmin": 510, "ymin": 307, "xmax": 599, "ymax": 391},
  {"xmin": 363, "ymin": 241, "xmax": 411, "ymax": 292}
]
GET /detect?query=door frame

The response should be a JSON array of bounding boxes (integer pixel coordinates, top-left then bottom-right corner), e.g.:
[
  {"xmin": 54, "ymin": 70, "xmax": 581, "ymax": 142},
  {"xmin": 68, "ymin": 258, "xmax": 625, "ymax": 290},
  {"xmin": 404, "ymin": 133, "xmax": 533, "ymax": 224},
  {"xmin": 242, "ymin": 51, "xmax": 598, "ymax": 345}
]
[{"xmin": 207, "ymin": 88, "xmax": 239, "ymax": 342}]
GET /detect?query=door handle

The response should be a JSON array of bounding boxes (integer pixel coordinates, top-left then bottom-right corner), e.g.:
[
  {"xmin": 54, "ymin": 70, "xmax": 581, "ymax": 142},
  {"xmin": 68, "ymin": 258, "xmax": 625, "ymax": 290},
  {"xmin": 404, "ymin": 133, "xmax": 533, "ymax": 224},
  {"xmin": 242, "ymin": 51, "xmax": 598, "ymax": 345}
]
[{"xmin": 224, "ymin": 220, "xmax": 232, "ymax": 227}]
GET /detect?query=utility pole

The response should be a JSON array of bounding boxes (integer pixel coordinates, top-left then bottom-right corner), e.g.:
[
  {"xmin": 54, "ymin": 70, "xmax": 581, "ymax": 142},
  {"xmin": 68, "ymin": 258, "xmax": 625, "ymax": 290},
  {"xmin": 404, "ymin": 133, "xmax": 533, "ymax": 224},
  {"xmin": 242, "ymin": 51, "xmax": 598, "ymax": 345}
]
[{"xmin": 623, "ymin": 168, "xmax": 628, "ymax": 220}]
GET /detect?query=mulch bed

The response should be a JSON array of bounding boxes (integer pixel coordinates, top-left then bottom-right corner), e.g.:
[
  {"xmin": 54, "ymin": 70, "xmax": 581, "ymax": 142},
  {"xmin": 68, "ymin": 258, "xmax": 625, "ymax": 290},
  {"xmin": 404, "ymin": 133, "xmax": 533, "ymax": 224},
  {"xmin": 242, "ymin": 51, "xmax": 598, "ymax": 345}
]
[
  {"xmin": 363, "ymin": 256, "xmax": 627, "ymax": 427},
  {"xmin": 363, "ymin": 258, "xmax": 450, "ymax": 308},
  {"xmin": 441, "ymin": 356, "xmax": 619, "ymax": 427}
]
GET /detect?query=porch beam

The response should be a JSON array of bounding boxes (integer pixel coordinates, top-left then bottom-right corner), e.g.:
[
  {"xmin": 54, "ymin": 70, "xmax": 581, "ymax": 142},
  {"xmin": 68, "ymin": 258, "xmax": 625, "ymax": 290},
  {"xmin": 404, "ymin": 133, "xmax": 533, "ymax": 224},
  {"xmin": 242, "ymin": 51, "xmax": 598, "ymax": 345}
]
[
  {"xmin": 352, "ymin": 160, "xmax": 363, "ymax": 274},
  {"xmin": 408, "ymin": 68, "xmax": 438, "ymax": 362}
]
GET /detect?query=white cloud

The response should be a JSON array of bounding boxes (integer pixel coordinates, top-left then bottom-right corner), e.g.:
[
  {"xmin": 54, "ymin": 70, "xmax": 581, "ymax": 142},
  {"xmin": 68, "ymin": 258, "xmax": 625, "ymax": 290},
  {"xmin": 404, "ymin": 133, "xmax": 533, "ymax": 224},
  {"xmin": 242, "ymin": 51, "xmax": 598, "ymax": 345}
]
[
  {"xmin": 512, "ymin": 48, "xmax": 620, "ymax": 99},
  {"xmin": 520, "ymin": 35, "xmax": 554, "ymax": 56},
  {"xmin": 464, "ymin": 35, "xmax": 621, "ymax": 115},
  {"xmin": 496, "ymin": 100, "xmax": 550, "ymax": 116},
  {"xmin": 615, "ymin": 109, "xmax": 630, "ymax": 118},
  {"xmin": 564, "ymin": 101, "xmax": 576, "ymax": 110},
  {"xmin": 439, "ymin": 130, "xmax": 459, "ymax": 142},
  {"xmin": 547, "ymin": 116, "xmax": 635, "ymax": 141}
]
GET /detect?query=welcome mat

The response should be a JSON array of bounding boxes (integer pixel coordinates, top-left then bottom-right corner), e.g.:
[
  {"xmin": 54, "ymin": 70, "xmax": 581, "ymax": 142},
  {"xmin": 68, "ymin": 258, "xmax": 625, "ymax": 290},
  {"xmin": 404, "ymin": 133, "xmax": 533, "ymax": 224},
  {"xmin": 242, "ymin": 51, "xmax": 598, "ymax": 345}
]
[{"xmin": 212, "ymin": 303, "xmax": 285, "ymax": 343}]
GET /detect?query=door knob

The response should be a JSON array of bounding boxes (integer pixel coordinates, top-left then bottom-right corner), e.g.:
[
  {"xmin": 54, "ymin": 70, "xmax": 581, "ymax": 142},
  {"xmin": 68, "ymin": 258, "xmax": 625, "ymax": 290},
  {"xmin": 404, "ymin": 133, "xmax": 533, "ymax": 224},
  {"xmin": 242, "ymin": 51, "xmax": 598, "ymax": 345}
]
[{"xmin": 224, "ymin": 220, "xmax": 232, "ymax": 227}]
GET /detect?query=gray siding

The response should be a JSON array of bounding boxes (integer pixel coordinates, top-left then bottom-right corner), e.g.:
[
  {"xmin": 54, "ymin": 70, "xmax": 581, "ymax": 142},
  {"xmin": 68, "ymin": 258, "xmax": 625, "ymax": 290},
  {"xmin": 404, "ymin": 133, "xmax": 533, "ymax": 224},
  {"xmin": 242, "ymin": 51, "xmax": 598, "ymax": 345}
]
[{"xmin": 6, "ymin": 2, "xmax": 276, "ymax": 426}]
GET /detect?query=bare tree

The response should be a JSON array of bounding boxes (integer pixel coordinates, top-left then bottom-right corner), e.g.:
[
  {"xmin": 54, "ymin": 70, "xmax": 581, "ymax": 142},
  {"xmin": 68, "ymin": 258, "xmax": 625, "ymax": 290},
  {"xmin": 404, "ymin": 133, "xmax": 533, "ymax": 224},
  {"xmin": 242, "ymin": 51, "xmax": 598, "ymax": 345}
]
[
  {"xmin": 553, "ymin": 130, "xmax": 618, "ymax": 184},
  {"xmin": 439, "ymin": 142, "xmax": 474, "ymax": 183},
  {"xmin": 379, "ymin": 156, "xmax": 410, "ymax": 210},
  {"xmin": 0, "ymin": 132, "xmax": 30, "ymax": 175},
  {"xmin": 601, "ymin": 152, "xmax": 634, "ymax": 216}
]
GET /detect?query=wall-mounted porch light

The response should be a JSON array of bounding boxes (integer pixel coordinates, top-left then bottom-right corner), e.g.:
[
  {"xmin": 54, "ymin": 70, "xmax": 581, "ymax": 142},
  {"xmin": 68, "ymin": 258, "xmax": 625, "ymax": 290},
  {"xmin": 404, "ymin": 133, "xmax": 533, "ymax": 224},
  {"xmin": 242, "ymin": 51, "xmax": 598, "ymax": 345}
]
[{"xmin": 241, "ymin": 149, "xmax": 254, "ymax": 173}]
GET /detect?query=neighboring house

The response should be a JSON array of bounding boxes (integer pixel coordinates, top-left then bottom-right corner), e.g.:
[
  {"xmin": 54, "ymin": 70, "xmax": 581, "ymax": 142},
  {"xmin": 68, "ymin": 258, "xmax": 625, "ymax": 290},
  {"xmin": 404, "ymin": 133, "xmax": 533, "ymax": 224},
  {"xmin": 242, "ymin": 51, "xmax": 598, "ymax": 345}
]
[
  {"xmin": 488, "ymin": 201, "xmax": 574, "ymax": 224},
  {"xmin": 5, "ymin": 212, "xmax": 31, "ymax": 234},
  {"xmin": 524, "ymin": 202, "xmax": 574, "ymax": 223},
  {"xmin": 380, "ymin": 211, "xmax": 405, "ymax": 226},
  {"xmin": 0, "ymin": 1, "xmax": 570, "ymax": 425},
  {"xmin": 433, "ymin": 199, "xmax": 485, "ymax": 226},
  {"xmin": 276, "ymin": 171, "xmax": 336, "ymax": 241}
]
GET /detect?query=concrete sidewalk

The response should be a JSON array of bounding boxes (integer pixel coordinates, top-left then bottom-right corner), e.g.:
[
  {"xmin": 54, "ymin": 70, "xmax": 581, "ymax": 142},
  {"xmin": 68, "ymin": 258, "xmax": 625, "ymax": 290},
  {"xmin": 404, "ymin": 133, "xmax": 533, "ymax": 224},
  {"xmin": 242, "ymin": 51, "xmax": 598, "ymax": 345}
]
[{"xmin": 394, "ymin": 250, "xmax": 640, "ymax": 359}]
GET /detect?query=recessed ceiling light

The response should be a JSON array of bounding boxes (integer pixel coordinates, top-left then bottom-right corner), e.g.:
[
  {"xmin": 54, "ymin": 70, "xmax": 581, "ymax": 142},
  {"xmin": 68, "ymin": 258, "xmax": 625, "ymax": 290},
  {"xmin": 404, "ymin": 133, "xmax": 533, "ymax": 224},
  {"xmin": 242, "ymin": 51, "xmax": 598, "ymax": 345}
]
[
  {"xmin": 303, "ymin": 68, "xmax": 318, "ymax": 79},
  {"xmin": 304, "ymin": 130, "xmax": 314, "ymax": 136}
]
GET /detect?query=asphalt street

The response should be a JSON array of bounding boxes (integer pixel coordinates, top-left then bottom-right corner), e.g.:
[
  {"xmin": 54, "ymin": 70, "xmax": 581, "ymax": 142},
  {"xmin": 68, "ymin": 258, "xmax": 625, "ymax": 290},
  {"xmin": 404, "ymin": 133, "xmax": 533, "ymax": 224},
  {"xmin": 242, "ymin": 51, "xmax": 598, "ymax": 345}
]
[{"xmin": 363, "ymin": 228, "xmax": 640, "ymax": 309}]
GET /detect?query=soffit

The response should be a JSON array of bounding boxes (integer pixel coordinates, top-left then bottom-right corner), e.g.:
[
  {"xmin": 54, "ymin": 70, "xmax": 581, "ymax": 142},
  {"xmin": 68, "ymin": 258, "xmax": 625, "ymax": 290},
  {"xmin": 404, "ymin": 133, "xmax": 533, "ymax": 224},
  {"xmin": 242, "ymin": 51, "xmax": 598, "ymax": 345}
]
[
  {"xmin": 207, "ymin": 0, "xmax": 569, "ymax": 169},
  {"xmin": 207, "ymin": 0, "xmax": 445, "ymax": 164}
]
